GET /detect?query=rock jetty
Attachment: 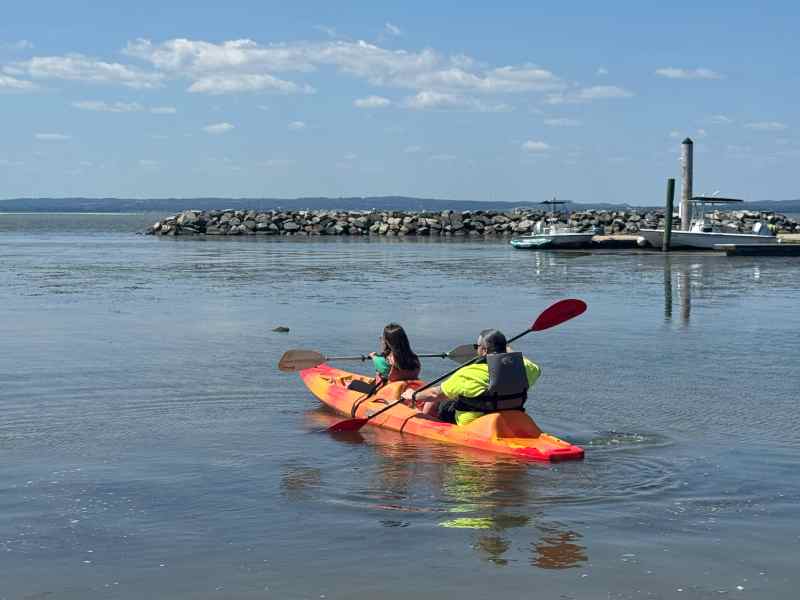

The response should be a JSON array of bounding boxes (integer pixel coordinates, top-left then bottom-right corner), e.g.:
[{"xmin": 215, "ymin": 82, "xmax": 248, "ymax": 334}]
[{"xmin": 145, "ymin": 208, "xmax": 800, "ymax": 237}]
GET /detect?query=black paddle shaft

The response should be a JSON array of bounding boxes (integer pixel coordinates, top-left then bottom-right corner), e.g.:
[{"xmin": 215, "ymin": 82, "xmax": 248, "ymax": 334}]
[{"xmin": 409, "ymin": 326, "xmax": 532, "ymax": 400}]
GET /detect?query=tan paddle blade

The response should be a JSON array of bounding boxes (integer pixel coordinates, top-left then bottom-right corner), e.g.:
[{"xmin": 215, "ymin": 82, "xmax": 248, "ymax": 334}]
[
  {"xmin": 447, "ymin": 343, "xmax": 477, "ymax": 364},
  {"xmin": 278, "ymin": 349, "xmax": 326, "ymax": 372}
]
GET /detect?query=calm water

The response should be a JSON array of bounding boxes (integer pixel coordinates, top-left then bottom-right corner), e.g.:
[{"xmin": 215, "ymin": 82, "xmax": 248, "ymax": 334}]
[{"xmin": 1, "ymin": 214, "xmax": 798, "ymax": 599}]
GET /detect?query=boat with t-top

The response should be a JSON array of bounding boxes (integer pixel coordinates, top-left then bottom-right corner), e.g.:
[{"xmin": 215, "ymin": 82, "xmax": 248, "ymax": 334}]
[
  {"xmin": 510, "ymin": 199, "xmax": 597, "ymax": 249},
  {"xmin": 636, "ymin": 196, "xmax": 778, "ymax": 250}
]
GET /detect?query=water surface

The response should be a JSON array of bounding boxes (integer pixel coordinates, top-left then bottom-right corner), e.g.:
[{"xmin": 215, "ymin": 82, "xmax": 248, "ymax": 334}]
[{"xmin": 1, "ymin": 214, "xmax": 798, "ymax": 599}]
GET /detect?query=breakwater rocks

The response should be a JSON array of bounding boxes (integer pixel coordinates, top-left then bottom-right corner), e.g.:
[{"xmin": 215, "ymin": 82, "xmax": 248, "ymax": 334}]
[{"xmin": 145, "ymin": 208, "xmax": 800, "ymax": 237}]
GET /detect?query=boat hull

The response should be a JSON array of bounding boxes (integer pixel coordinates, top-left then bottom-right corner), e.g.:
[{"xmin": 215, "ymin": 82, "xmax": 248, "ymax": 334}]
[
  {"xmin": 637, "ymin": 228, "xmax": 779, "ymax": 250},
  {"xmin": 299, "ymin": 364, "xmax": 584, "ymax": 462},
  {"xmin": 510, "ymin": 232, "xmax": 596, "ymax": 249}
]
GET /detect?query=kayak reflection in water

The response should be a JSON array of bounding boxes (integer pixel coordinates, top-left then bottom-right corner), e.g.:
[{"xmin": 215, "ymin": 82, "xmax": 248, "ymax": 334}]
[
  {"xmin": 369, "ymin": 323, "xmax": 421, "ymax": 383},
  {"xmin": 401, "ymin": 329, "xmax": 540, "ymax": 425}
]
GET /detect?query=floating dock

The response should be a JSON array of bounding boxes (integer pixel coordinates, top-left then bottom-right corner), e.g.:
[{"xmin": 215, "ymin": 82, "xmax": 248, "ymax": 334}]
[{"xmin": 714, "ymin": 243, "xmax": 800, "ymax": 256}]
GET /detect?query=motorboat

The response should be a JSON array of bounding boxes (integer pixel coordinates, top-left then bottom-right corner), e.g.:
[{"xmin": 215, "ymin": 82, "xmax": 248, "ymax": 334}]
[
  {"xmin": 510, "ymin": 199, "xmax": 597, "ymax": 249},
  {"xmin": 636, "ymin": 196, "xmax": 779, "ymax": 250}
]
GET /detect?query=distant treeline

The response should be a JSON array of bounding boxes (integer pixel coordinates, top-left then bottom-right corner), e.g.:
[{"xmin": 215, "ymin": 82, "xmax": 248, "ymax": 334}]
[{"xmin": 1, "ymin": 196, "xmax": 799, "ymax": 213}]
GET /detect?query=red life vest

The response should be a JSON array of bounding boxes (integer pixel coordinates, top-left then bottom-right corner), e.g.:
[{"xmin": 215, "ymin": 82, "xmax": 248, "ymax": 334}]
[{"xmin": 387, "ymin": 363, "xmax": 420, "ymax": 382}]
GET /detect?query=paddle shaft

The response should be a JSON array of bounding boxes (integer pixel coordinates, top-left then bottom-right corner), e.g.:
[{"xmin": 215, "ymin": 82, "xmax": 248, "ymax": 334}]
[{"xmin": 327, "ymin": 352, "xmax": 449, "ymax": 362}]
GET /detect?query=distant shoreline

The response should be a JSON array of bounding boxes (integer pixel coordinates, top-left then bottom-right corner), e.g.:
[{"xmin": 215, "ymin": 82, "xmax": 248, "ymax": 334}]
[
  {"xmin": 0, "ymin": 211, "xmax": 150, "ymax": 216},
  {"xmin": 2, "ymin": 196, "xmax": 800, "ymax": 214}
]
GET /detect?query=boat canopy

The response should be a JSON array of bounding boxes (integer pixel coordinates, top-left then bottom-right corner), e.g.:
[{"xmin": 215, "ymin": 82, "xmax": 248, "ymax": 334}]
[{"xmin": 691, "ymin": 196, "xmax": 743, "ymax": 204}]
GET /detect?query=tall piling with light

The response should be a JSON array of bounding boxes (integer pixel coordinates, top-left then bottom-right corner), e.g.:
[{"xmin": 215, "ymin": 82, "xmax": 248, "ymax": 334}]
[{"xmin": 680, "ymin": 138, "xmax": 694, "ymax": 230}]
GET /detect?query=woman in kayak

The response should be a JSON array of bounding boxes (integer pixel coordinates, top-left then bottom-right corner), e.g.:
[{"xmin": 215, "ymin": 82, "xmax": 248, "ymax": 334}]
[
  {"xmin": 369, "ymin": 323, "xmax": 421, "ymax": 382},
  {"xmin": 401, "ymin": 329, "xmax": 540, "ymax": 425}
]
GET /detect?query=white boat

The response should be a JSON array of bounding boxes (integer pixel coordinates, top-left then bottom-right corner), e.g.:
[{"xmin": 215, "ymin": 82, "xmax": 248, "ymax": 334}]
[
  {"xmin": 510, "ymin": 199, "xmax": 597, "ymax": 249},
  {"xmin": 637, "ymin": 196, "xmax": 779, "ymax": 250}
]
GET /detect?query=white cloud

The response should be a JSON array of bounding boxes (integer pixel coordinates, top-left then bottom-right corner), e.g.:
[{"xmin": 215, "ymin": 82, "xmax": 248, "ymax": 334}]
[
  {"xmin": 202, "ymin": 122, "xmax": 234, "ymax": 134},
  {"xmin": 385, "ymin": 22, "xmax": 402, "ymax": 36},
  {"xmin": 410, "ymin": 65, "xmax": 561, "ymax": 94},
  {"xmin": 188, "ymin": 73, "xmax": 314, "ymax": 95},
  {"xmin": 403, "ymin": 145, "xmax": 422, "ymax": 153},
  {"xmin": 696, "ymin": 128, "xmax": 707, "ymax": 138},
  {"xmin": 0, "ymin": 158, "xmax": 25, "ymax": 167},
  {"xmin": 260, "ymin": 158, "xmax": 295, "ymax": 167},
  {"xmin": 17, "ymin": 36, "xmax": 575, "ymax": 108},
  {"xmin": 429, "ymin": 153, "xmax": 456, "ymax": 161},
  {"xmin": 544, "ymin": 117, "xmax": 581, "ymax": 127},
  {"xmin": 522, "ymin": 140, "xmax": 550, "ymax": 152},
  {"xmin": 1, "ymin": 40, "xmax": 34, "ymax": 51},
  {"xmin": 709, "ymin": 114, "xmax": 733, "ymax": 124},
  {"xmin": 596, "ymin": 67, "xmax": 608, "ymax": 76},
  {"xmin": 545, "ymin": 85, "xmax": 633, "ymax": 104},
  {"xmin": 655, "ymin": 67, "xmax": 724, "ymax": 80},
  {"xmin": 0, "ymin": 73, "xmax": 38, "ymax": 91},
  {"xmin": 288, "ymin": 120, "xmax": 306, "ymax": 130},
  {"xmin": 745, "ymin": 121, "xmax": 787, "ymax": 131},
  {"xmin": 139, "ymin": 159, "xmax": 160, "ymax": 168},
  {"xmin": 343, "ymin": 152, "xmax": 357, "ymax": 160},
  {"xmin": 125, "ymin": 37, "xmax": 565, "ymax": 98},
  {"xmin": 72, "ymin": 100, "xmax": 176, "ymax": 114},
  {"xmin": 73, "ymin": 100, "xmax": 144, "ymax": 112},
  {"xmin": 406, "ymin": 90, "xmax": 511, "ymax": 112},
  {"xmin": 7, "ymin": 54, "xmax": 163, "ymax": 88},
  {"xmin": 314, "ymin": 25, "xmax": 338, "ymax": 38},
  {"xmin": 669, "ymin": 130, "xmax": 681, "ymax": 138},
  {"xmin": 726, "ymin": 144, "xmax": 753, "ymax": 156},
  {"xmin": 151, "ymin": 134, "xmax": 169, "ymax": 140},
  {"xmin": 257, "ymin": 104, "xmax": 270, "ymax": 111},
  {"xmin": 354, "ymin": 95, "xmax": 391, "ymax": 108},
  {"xmin": 35, "ymin": 133, "xmax": 71, "ymax": 140},
  {"xmin": 124, "ymin": 37, "xmax": 319, "ymax": 73}
]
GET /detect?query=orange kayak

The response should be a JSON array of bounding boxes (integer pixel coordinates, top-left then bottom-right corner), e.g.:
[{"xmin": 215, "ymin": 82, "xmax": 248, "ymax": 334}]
[{"xmin": 300, "ymin": 364, "xmax": 584, "ymax": 462}]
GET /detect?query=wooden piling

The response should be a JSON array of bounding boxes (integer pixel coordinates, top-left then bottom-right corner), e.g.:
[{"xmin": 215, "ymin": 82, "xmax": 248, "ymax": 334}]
[
  {"xmin": 662, "ymin": 178, "xmax": 675, "ymax": 252},
  {"xmin": 680, "ymin": 138, "xmax": 693, "ymax": 230},
  {"xmin": 663, "ymin": 256, "xmax": 672, "ymax": 321}
]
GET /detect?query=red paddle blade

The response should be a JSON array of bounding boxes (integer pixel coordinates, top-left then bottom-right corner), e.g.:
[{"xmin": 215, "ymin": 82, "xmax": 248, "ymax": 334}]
[
  {"xmin": 532, "ymin": 298, "xmax": 587, "ymax": 331},
  {"xmin": 326, "ymin": 418, "xmax": 368, "ymax": 433}
]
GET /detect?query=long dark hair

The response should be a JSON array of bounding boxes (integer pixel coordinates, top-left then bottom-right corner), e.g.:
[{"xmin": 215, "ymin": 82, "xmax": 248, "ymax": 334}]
[{"xmin": 382, "ymin": 323, "xmax": 420, "ymax": 371}]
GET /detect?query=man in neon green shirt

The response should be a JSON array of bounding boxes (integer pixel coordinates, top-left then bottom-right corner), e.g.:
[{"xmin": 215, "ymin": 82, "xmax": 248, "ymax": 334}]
[{"xmin": 401, "ymin": 329, "xmax": 540, "ymax": 425}]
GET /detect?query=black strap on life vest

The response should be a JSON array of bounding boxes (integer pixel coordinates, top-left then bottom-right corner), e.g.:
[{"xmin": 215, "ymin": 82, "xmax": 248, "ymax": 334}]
[{"xmin": 454, "ymin": 352, "xmax": 529, "ymax": 413}]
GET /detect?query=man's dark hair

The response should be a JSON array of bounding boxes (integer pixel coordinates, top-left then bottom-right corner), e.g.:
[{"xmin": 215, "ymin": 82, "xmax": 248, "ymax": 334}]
[{"xmin": 477, "ymin": 329, "xmax": 507, "ymax": 354}]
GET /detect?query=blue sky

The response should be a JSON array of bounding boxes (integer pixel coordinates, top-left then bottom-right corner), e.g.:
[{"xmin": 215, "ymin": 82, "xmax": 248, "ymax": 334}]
[{"xmin": 1, "ymin": 1, "xmax": 798, "ymax": 204}]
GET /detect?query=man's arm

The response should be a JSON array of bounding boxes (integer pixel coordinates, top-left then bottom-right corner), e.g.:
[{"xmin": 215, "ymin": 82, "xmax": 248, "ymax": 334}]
[{"xmin": 400, "ymin": 385, "xmax": 446, "ymax": 404}]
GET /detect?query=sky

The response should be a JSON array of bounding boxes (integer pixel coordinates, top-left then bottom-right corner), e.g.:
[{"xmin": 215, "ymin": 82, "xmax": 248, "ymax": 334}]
[{"xmin": 1, "ymin": 1, "xmax": 798, "ymax": 204}]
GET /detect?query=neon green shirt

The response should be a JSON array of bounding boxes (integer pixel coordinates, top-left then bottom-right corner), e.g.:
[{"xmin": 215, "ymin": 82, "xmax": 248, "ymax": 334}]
[{"xmin": 440, "ymin": 358, "xmax": 541, "ymax": 425}]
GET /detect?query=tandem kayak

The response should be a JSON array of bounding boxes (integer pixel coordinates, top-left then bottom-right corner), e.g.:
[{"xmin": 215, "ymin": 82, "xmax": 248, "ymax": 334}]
[{"xmin": 299, "ymin": 364, "xmax": 585, "ymax": 462}]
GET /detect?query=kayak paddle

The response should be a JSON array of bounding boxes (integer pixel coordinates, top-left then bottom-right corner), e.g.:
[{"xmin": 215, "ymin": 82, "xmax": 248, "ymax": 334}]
[
  {"xmin": 326, "ymin": 298, "xmax": 588, "ymax": 433},
  {"xmin": 278, "ymin": 344, "xmax": 477, "ymax": 372}
]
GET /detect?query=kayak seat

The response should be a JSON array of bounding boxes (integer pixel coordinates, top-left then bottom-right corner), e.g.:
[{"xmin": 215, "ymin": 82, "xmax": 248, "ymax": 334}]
[{"xmin": 462, "ymin": 411, "xmax": 542, "ymax": 439}]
